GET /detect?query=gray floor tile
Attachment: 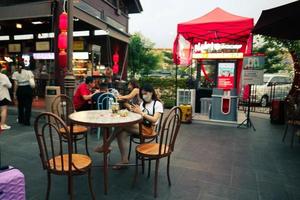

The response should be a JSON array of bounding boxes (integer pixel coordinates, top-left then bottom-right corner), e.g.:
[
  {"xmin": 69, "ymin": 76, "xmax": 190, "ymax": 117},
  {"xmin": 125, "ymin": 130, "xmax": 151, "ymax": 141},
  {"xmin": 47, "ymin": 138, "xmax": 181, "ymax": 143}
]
[{"xmin": 2, "ymin": 110, "xmax": 300, "ymax": 199}]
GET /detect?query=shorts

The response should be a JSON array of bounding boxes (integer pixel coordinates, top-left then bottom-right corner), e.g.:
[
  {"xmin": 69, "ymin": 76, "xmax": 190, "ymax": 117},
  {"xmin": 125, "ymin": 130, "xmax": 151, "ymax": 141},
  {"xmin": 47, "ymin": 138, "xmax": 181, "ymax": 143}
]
[{"xmin": 0, "ymin": 98, "xmax": 11, "ymax": 106}]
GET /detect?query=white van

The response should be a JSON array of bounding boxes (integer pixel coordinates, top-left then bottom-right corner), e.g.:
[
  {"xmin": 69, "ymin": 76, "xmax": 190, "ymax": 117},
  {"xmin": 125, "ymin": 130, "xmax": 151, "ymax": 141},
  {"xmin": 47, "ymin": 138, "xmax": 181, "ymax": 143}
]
[{"xmin": 252, "ymin": 74, "xmax": 292, "ymax": 107}]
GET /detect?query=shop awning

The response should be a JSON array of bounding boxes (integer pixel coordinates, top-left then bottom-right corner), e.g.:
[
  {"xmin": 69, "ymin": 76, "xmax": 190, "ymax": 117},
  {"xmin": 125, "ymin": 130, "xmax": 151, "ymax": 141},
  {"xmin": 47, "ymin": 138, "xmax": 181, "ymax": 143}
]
[
  {"xmin": 0, "ymin": 0, "xmax": 130, "ymax": 43},
  {"xmin": 74, "ymin": 6, "xmax": 130, "ymax": 43},
  {"xmin": 177, "ymin": 7, "xmax": 253, "ymax": 44},
  {"xmin": 252, "ymin": 1, "xmax": 300, "ymax": 40},
  {"xmin": 0, "ymin": 1, "xmax": 53, "ymax": 20}
]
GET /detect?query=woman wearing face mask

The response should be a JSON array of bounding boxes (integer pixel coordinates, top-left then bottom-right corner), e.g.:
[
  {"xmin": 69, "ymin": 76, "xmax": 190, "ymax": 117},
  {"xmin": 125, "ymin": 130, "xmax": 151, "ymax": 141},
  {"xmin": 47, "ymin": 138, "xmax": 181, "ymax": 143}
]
[
  {"xmin": 117, "ymin": 79, "xmax": 141, "ymax": 110},
  {"xmin": 94, "ymin": 83, "xmax": 163, "ymax": 169}
]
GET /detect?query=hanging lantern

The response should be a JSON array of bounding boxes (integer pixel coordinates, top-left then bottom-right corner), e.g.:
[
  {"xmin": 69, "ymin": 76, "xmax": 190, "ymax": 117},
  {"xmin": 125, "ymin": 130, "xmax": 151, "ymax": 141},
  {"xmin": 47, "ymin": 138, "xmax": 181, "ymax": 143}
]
[
  {"xmin": 112, "ymin": 64, "xmax": 119, "ymax": 74},
  {"xmin": 58, "ymin": 50, "xmax": 67, "ymax": 68},
  {"xmin": 113, "ymin": 52, "xmax": 119, "ymax": 63},
  {"xmin": 58, "ymin": 32, "xmax": 67, "ymax": 49},
  {"xmin": 59, "ymin": 12, "xmax": 68, "ymax": 31},
  {"xmin": 112, "ymin": 51, "xmax": 119, "ymax": 74}
]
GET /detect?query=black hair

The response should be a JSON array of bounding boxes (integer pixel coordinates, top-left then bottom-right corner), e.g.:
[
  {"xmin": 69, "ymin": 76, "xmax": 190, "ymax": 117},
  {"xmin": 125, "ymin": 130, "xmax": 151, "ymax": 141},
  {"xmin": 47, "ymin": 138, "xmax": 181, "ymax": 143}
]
[
  {"xmin": 139, "ymin": 83, "xmax": 158, "ymax": 101},
  {"xmin": 17, "ymin": 62, "xmax": 25, "ymax": 74},
  {"xmin": 85, "ymin": 76, "xmax": 94, "ymax": 84},
  {"xmin": 128, "ymin": 79, "xmax": 139, "ymax": 89},
  {"xmin": 100, "ymin": 82, "xmax": 108, "ymax": 89}
]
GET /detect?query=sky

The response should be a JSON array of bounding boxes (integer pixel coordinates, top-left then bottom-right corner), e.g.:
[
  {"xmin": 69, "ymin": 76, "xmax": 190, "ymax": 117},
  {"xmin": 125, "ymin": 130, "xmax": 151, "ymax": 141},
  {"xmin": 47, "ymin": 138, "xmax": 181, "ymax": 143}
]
[{"xmin": 128, "ymin": 0, "xmax": 296, "ymax": 48}]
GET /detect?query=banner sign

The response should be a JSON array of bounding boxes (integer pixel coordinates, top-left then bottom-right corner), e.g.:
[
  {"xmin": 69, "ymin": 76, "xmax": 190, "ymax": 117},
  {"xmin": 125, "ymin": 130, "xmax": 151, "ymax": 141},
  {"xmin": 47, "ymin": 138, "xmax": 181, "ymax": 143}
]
[
  {"xmin": 36, "ymin": 41, "xmax": 50, "ymax": 51},
  {"xmin": 8, "ymin": 44, "xmax": 21, "ymax": 53},
  {"xmin": 217, "ymin": 62, "xmax": 235, "ymax": 90},
  {"xmin": 173, "ymin": 34, "xmax": 192, "ymax": 66},
  {"xmin": 242, "ymin": 56, "xmax": 265, "ymax": 85},
  {"xmin": 193, "ymin": 52, "xmax": 243, "ymax": 59}
]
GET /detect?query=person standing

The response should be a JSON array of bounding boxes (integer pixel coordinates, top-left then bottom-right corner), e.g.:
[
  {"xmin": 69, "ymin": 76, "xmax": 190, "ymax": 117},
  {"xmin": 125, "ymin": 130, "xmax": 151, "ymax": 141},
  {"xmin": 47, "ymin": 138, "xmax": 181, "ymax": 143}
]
[
  {"xmin": 0, "ymin": 69, "xmax": 12, "ymax": 130},
  {"xmin": 12, "ymin": 63, "xmax": 34, "ymax": 126},
  {"xmin": 73, "ymin": 76, "xmax": 99, "ymax": 111}
]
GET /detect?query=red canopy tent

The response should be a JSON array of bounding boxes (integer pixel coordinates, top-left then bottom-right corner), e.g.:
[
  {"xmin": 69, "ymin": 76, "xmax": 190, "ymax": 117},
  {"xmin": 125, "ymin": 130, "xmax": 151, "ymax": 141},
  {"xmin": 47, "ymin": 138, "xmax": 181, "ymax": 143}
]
[{"xmin": 173, "ymin": 7, "xmax": 254, "ymax": 91}]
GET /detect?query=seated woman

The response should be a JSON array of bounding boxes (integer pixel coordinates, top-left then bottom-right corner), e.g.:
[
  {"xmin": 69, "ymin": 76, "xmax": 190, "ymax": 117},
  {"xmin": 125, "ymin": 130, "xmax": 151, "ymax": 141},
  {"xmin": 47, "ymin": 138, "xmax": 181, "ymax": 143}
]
[
  {"xmin": 94, "ymin": 83, "xmax": 163, "ymax": 168},
  {"xmin": 117, "ymin": 79, "xmax": 142, "ymax": 110}
]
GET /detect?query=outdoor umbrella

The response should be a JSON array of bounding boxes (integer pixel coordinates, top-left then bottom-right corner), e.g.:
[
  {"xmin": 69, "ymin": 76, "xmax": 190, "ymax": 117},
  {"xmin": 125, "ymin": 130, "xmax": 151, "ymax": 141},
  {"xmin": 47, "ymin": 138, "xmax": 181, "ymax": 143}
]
[{"xmin": 252, "ymin": 0, "xmax": 300, "ymax": 40}]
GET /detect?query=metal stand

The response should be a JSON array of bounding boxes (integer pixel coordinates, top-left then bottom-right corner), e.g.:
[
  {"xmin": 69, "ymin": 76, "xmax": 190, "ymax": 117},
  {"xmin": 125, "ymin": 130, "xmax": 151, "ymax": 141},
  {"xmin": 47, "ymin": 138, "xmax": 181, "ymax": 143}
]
[{"xmin": 238, "ymin": 84, "xmax": 256, "ymax": 131}]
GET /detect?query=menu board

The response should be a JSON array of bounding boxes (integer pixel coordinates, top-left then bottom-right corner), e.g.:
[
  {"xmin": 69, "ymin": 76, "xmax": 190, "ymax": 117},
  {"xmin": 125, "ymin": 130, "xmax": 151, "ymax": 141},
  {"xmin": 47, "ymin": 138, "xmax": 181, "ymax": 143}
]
[
  {"xmin": 242, "ymin": 56, "xmax": 264, "ymax": 85},
  {"xmin": 8, "ymin": 44, "xmax": 21, "ymax": 53},
  {"xmin": 217, "ymin": 62, "xmax": 235, "ymax": 90}
]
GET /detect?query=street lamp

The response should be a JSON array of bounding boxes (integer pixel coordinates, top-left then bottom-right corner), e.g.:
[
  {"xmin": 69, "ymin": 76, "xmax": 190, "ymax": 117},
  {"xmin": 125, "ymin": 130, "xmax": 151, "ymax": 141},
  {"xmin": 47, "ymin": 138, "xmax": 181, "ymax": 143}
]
[{"xmin": 64, "ymin": 0, "xmax": 75, "ymax": 97}]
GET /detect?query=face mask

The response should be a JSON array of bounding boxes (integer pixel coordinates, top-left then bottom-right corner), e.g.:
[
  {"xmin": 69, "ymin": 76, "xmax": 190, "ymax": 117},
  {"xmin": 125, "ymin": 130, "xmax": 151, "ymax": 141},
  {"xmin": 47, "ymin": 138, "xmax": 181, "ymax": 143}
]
[{"xmin": 143, "ymin": 94, "xmax": 152, "ymax": 102}]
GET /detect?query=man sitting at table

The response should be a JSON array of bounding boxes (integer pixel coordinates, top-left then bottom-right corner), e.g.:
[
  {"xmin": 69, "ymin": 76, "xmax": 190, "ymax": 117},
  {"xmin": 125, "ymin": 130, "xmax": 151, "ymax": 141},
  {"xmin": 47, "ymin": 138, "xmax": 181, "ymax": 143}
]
[
  {"xmin": 73, "ymin": 76, "xmax": 99, "ymax": 111},
  {"xmin": 92, "ymin": 82, "xmax": 110, "ymax": 109}
]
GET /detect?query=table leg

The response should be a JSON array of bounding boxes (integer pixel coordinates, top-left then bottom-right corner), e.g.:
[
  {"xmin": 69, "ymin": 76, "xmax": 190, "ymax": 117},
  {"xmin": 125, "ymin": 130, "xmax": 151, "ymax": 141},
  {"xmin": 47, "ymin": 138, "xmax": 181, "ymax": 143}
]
[
  {"xmin": 70, "ymin": 123, "xmax": 74, "ymax": 154},
  {"xmin": 103, "ymin": 127, "xmax": 109, "ymax": 195}
]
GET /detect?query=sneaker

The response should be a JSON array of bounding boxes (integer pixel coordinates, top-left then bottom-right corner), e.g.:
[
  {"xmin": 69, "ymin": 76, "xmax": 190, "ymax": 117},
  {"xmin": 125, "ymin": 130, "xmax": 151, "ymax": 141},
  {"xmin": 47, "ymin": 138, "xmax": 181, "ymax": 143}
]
[{"xmin": 1, "ymin": 124, "xmax": 11, "ymax": 130}]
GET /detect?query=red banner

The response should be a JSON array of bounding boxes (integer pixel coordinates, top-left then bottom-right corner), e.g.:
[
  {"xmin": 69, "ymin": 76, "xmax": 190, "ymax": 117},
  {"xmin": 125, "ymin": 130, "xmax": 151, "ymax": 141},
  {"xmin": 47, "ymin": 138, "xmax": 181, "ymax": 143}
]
[{"xmin": 173, "ymin": 34, "xmax": 192, "ymax": 66}]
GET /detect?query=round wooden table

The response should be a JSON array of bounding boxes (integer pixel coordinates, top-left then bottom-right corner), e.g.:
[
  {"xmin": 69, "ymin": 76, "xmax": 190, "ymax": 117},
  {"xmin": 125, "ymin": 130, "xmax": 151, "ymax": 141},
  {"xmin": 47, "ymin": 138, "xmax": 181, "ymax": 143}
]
[{"xmin": 69, "ymin": 110, "xmax": 142, "ymax": 194}]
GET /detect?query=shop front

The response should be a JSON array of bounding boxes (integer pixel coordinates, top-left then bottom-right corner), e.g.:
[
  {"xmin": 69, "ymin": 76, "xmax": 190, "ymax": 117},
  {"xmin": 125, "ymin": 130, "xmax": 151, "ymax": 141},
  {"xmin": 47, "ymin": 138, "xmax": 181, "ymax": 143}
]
[{"xmin": 0, "ymin": 0, "xmax": 142, "ymax": 98}]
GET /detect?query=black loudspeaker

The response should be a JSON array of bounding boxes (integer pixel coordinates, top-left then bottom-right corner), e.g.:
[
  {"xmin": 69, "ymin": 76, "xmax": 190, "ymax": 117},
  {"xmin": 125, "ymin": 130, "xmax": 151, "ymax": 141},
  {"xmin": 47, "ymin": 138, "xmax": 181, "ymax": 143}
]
[{"xmin": 270, "ymin": 100, "xmax": 285, "ymax": 124}]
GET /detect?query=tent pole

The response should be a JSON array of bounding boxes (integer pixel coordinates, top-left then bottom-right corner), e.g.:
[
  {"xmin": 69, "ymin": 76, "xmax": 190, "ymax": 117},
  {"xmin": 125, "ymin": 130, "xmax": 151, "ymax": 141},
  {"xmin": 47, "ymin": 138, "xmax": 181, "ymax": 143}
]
[{"xmin": 175, "ymin": 64, "xmax": 178, "ymax": 106}]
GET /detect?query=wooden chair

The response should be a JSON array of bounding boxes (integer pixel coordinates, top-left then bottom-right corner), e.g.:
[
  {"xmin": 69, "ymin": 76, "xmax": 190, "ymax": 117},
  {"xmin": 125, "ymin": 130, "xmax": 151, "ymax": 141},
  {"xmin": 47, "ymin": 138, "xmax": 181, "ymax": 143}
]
[
  {"xmin": 96, "ymin": 92, "xmax": 117, "ymax": 140},
  {"xmin": 127, "ymin": 112, "xmax": 164, "ymax": 160},
  {"xmin": 132, "ymin": 106, "xmax": 182, "ymax": 198},
  {"xmin": 34, "ymin": 112, "xmax": 95, "ymax": 200},
  {"xmin": 51, "ymin": 94, "xmax": 89, "ymax": 155},
  {"xmin": 282, "ymin": 92, "xmax": 300, "ymax": 148}
]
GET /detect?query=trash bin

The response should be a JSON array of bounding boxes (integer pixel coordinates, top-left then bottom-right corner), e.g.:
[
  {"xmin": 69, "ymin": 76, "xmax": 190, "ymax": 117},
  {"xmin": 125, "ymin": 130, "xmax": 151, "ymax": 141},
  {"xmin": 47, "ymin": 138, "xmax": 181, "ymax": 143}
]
[
  {"xmin": 270, "ymin": 100, "xmax": 285, "ymax": 124},
  {"xmin": 196, "ymin": 88, "xmax": 213, "ymax": 113},
  {"xmin": 210, "ymin": 88, "xmax": 238, "ymax": 122},
  {"xmin": 200, "ymin": 98, "xmax": 212, "ymax": 116},
  {"xmin": 179, "ymin": 104, "xmax": 192, "ymax": 123},
  {"xmin": 45, "ymin": 86, "xmax": 61, "ymax": 112}
]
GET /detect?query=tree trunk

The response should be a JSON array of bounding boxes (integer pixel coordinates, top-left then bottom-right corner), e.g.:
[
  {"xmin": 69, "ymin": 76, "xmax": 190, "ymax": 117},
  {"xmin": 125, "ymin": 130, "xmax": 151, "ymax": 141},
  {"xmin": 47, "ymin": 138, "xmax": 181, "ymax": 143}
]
[{"xmin": 288, "ymin": 50, "xmax": 300, "ymax": 96}]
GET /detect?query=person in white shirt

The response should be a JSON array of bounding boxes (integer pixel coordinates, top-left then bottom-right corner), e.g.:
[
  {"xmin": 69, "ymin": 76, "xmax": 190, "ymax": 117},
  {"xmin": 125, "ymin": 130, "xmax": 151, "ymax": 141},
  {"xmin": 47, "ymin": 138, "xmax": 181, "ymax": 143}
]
[
  {"xmin": 12, "ymin": 62, "xmax": 34, "ymax": 126},
  {"xmin": 94, "ymin": 83, "xmax": 164, "ymax": 169},
  {"xmin": 0, "ymin": 70, "xmax": 12, "ymax": 130}
]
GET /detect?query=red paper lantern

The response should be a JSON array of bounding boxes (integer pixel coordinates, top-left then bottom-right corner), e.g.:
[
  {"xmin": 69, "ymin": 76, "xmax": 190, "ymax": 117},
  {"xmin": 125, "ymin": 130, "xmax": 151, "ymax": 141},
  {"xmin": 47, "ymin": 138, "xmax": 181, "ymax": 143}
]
[
  {"xmin": 58, "ymin": 32, "xmax": 67, "ymax": 49},
  {"xmin": 58, "ymin": 50, "xmax": 67, "ymax": 68},
  {"xmin": 112, "ymin": 64, "xmax": 119, "ymax": 74},
  {"xmin": 112, "ymin": 52, "xmax": 119, "ymax": 74},
  {"xmin": 113, "ymin": 53, "xmax": 119, "ymax": 63},
  {"xmin": 59, "ymin": 12, "xmax": 68, "ymax": 31}
]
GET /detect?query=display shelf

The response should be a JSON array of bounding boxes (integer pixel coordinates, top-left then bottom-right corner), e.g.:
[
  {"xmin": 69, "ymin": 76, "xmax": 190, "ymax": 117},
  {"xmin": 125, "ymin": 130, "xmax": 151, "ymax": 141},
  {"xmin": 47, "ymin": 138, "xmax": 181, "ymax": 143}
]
[{"xmin": 73, "ymin": 68, "xmax": 88, "ymax": 71}]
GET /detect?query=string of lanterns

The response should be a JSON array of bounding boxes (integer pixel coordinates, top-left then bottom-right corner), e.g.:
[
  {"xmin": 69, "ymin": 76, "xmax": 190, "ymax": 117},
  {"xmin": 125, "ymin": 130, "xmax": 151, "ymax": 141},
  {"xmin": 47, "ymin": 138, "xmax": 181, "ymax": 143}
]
[{"xmin": 58, "ymin": 11, "xmax": 68, "ymax": 68}]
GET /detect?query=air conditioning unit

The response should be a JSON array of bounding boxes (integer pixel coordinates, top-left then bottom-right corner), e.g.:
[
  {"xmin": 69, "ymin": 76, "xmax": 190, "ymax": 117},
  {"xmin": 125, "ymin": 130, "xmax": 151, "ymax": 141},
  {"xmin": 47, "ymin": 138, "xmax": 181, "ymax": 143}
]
[{"xmin": 177, "ymin": 89, "xmax": 196, "ymax": 114}]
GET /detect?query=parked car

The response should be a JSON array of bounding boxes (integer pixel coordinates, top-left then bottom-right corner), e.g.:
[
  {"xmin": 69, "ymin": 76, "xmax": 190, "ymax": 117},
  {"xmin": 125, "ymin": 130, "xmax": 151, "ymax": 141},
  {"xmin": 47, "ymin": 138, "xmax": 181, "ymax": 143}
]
[
  {"xmin": 251, "ymin": 74, "xmax": 292, "ymax": 107},
  {"xmin": 148, "ymin": 70, "xmax": 173, "ymax": 78}
]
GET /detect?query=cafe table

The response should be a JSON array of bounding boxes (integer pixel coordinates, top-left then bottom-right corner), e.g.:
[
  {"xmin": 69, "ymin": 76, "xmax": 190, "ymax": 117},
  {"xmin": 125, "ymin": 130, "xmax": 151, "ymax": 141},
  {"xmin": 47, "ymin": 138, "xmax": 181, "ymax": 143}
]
[{"xmin": 68, "ymin": 109, "xmax": 142, "ymax": 194}]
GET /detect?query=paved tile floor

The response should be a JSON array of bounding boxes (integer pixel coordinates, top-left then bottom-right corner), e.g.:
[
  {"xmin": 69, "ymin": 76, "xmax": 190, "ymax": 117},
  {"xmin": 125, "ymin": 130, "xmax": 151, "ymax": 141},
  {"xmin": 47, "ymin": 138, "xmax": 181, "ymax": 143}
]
[{"xmin": 1, "ymin": 111, "xmax": 300, "ymax": 200}]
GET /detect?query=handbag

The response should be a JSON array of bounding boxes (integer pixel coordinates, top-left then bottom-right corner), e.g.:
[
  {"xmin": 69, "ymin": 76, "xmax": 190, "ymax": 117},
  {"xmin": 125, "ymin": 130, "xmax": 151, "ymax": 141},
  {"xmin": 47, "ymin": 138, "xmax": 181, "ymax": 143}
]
[
  {"xmin": 141, "ymin": 124, "xmax": 154, "ymax": 136},
  {"xmin": 29, "ymin": 78, "xmax": 35, "ymax": 88}
]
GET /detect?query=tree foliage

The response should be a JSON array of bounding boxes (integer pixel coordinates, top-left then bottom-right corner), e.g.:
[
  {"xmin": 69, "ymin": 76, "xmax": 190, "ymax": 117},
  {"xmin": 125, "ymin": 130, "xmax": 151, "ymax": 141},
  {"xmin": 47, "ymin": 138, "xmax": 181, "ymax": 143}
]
[
  {"xmin": 253, "ymin": 35, "xmax": 293, "ymax": 73},
  {"xmin": 128, "ymin": 33, "xmax": 161, "ymax": 77},
  {"xmin": 253, "ymin": 35, "xmax": 300, "ymax": 95}
]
